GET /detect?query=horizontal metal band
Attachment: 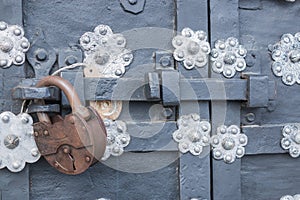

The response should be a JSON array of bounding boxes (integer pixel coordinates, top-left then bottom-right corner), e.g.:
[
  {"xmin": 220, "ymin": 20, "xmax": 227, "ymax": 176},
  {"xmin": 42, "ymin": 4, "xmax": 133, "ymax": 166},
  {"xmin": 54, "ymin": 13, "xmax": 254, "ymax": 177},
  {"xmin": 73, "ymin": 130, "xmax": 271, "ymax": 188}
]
[{"xmin": 243, "ymin": 125, "xmax": 285, "ymax": 155}]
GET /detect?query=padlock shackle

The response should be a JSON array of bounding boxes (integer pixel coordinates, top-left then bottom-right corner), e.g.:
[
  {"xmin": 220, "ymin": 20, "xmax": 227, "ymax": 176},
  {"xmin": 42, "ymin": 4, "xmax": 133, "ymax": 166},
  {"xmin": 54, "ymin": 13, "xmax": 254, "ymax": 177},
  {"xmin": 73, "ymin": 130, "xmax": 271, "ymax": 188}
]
[{"xmin": 36, "ymin": 76, "xmax": 90, "ymax": 122}]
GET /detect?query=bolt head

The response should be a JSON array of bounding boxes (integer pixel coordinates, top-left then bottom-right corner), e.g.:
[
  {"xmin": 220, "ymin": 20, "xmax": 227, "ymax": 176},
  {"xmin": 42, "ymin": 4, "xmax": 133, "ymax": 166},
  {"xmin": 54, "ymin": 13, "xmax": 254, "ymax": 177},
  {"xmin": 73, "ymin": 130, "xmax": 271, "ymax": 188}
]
[
  {"xmin": 246, "ymin": 113, "xmax": 255, "ymax": 122},
  {"xmin": 0, "ymin": 38, "xmax": 13, "ymax": 52},
  {"xmin": 65, "ymin": 55, "xmax": 78, "ymax": 65},
  {"xmin": 162, "ymin": 108, "xmax": 173, "ymax": 118},
  {"xmin": 159, "ymin": 56, "xmax": 171, "ymax": 67},
  {"xmin": 99, "ymin": 27, "xmax": 107, "ymax": 35},
  {"xmin": 113, "ymin": 146, "xmax": 120, "ymax": 153},
  {"xmin": 34, "ymin": 131, "xmax": 39, "ymax": 137},
  {"xmin": 36, "ymin": 49, "xmax": 48, "ymax": 61},
  {"xmin": 215, "ymin": 62, "xmax": 222, "ymax": 68},
  {"xmin": 121, "ymin": 137, "xmax": 128, "ymax": 144},
  {"xmin": 214, "ymin": 150, "xmax": 222, "ymax": 158},
  {"xmin": 219, "ymin": 43, "xmax": 226, "ymax": 50}
]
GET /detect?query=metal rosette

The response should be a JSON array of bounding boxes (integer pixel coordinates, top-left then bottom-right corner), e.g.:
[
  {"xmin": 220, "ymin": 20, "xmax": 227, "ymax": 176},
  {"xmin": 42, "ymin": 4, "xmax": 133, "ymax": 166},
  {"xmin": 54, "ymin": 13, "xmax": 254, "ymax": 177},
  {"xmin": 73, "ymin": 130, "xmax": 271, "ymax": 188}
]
[
  {"xmin": 101, "ymin": 119, "xmax": 130, "ymax": 161},
  {"xmin": 0, "ymin": 112, "xmax": 40, "ymax": 172},
  {"xmin": 172, "ymin": 114, "xmax": 211, "ymax": 156},
  {"xmin": 80, "ymin": 24, "xmax": 133, "ymax": 78},
  {"xmin": 172, "ymin": 28, "xmax": 211, "ymax": 69},
  {"xmin": 281, "ymin": 194, "xmax": 300, "ymax": 200},
  {"xmin": 270, "ymin": 33, "xmax": 300, "ymax": 86},
  {"xmin": 281, "ymin": 124, "xmax": 300, "ymax": 158},
  {"xmin": 211, "ymin": 37, "xmax": 247, "ymax": 78},
  {"xmin": 0, "ymin": 21, "xmax": 30, "ymax": 68},
  {"xmin": 211, "ymin": 125, "xmax": 247, "ymax": 164}
]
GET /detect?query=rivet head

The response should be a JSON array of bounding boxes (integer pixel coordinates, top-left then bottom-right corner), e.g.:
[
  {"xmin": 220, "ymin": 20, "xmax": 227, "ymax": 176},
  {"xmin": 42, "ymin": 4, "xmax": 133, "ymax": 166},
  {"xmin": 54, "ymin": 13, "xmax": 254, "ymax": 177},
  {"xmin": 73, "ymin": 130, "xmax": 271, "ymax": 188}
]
[
  {"xmin": 21, "ymin": 41, "xmax": 29, "ymax": 49},
  {"xmin": 13, "ymin": 28, "xmax": 21, "ymax": 36},
  {"xmin": 63, "ymin": 146, "xmax": 71, "ymax": 154},
  {"xmin": 82, "ymin": 36, "xmax": 90, "ymax": 43},
  {"xmin": 15, "ymin": 55, "xmax": 23, "ymax": 63},
  {"xmin": 113, "ymin": 146, "xmax": 120, "ymax": 153},
  {"xmin": 85, "ymin": 156, "xmax": 91, "ymax": 162},
  {"xmin": 223, "ymin": 52, "xmax": 237, "ymax": 65},
  {"xmin": 31, "ymin": 148, "xmax": 39, "ymax": 157},
  {"xmin": 121, "ymin": 137, "xmax": 128, "ymax": 144},
  {"xmin": 1, "ymin": 115, "xmax": 9, "ymax": 123},
  {"xmin": 188, "ymin": 131, "xmax": 201, "ymax": 142},
  {"xmin": 99, "ymin": 27, "xmax": 107, "ymax": 35},
  {"xmin": 0, "ymin": 22, "xmax": 7, "ymax": 30},
  {"xmin": 225, "ymin": 154, "xmax": 233, "ymax": 163},
  {"xmin": 34, "ymin": 131, "xmax": 39, "ymax": 137},
  {"xmin": 44, "ymin": 130, "xmax": 49, "ymax": 136},
  {"xmin": 21, "ymin": 116, "xmax": 29, "ymax": 124},
  {"xmin": 123, "ymin": 54, "xmax": 131, "ymax": 62},
  {"xmin": 94, "ymin": 52, "xmax": 110, "ymax": 65},
  {"xmin": 0, "ymin": 38, "xmax": 13, "ymax": 52},
  {"xmin": 187, "ymin": 41, "xmax": 200, "ymax": 55},
  {"xmin": 12, "ymin": 161, "xmax": 21, "ymax": 169},
  {"xmin": 222, "ymin": 137, "xmax": 235, "ymax": 150},
  {"xmin": 115, "ymin": 69, "xmax": 123, "ymax": 76},
  {"xmin": 293, "ymin": 133, "xmax": 300, "ymax": 144},
  {"xmin": 4, "ymin": 134, "xmax": 20, "ymax": 149},
  {"xmin": 0, "ymin": 59, "xmax": 7, "ymax": 67}
]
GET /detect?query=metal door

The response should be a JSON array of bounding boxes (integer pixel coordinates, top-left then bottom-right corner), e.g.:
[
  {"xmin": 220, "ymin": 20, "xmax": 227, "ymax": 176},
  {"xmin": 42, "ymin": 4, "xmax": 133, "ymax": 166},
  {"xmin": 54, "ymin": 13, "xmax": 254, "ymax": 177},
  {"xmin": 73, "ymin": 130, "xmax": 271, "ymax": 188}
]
[{"xmin": 0, "ymin": 0, "xmax": 299, "ymax": 200}]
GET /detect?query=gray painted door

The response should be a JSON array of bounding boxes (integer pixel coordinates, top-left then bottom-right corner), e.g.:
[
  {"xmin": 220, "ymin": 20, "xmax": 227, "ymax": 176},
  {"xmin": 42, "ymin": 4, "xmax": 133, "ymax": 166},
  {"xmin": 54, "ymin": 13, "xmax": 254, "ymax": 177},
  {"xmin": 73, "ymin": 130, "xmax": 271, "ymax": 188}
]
[{"xmin": 0, "ymin": 0, "xmax": 299, "ymax": 200}]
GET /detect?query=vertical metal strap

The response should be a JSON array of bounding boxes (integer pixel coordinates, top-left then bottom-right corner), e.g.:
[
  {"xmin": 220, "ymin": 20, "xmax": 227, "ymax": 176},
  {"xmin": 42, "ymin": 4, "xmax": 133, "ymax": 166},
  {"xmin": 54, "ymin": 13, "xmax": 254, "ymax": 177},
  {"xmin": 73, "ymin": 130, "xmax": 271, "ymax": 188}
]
[
  {"xmin": 0, "ymin": 1, "xmax": 29, "ymax": 200},
  {"xmin": 210, "ymin": 0, "xmax": 242, "ymax": 199},
  {"xmin": 176, "ymin": 0, "xmax": 211, "ymax": 199}
]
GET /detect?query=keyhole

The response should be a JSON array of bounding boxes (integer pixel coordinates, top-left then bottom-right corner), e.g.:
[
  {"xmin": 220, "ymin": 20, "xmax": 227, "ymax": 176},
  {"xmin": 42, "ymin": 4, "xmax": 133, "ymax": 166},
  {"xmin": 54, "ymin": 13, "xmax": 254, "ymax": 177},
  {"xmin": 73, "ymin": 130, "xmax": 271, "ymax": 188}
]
[{"xmin": 68, "ymin": 153, "xmax": 76, "ymax": 171}]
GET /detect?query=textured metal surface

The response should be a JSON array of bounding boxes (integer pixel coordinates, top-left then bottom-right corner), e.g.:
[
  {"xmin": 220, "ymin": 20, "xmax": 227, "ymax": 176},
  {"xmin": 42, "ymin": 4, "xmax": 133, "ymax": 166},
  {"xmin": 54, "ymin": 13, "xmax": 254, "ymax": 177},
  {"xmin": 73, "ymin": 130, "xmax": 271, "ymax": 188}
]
[
  {"xmin": 0, "ymin": 21, "xmax": 29, "ymax": 68},
  {"xmin": 0, "ymin": 112, "xmax": 40, "ymax": 172},
  {"xmin": 80, "ymin": 24, "xmax": 133, "ymax": 78},
  {"xmin": 173, "ymin": 114, "xmax": 210, "ymax": 156},
  {"xmin": 101, "ymin": 119, "xmax": 130, "ymax": 160},
  {"xmin": 270, "ymin": 33, "xmax": 300, "ymax": 86},
  {"xmin": 211, "ymin": 37, "xmax": 247, "ymax": 78},
  {"xmin": 172, "ymin": 28, "xmax": 210, "ymax": 69}
]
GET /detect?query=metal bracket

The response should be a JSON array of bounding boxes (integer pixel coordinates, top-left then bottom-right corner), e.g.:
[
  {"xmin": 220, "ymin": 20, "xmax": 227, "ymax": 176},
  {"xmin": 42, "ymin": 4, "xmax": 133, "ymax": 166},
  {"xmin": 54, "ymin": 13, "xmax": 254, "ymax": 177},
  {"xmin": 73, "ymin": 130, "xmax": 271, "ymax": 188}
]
[
  {"xmin": 27, "ymin": 32, "xmax": 56, "ymax": 79},
  {"xmin": 270, "ymin": 32, "xmax": 300, "ymax": 86},
  {"xmin": 211, "ymin": 37, "xmax": 247, "ymax": 78},
  {"xmin": 102, "ymin": 119, "xmax": 130, "ymax": 160},
  {"xmin": 0, "ymin": 112, "xmax": 40, "ymax": 172},
  {"xmin": 119, "ymin": 0, "xmax": 146, "ymax": 14},
  {"xmin": 172, "ymin": 28, "xmax": 210, "ymax": 70},
  {"xmin": 211, "ymin": 125, "xmax": 248, "ymax": 164},
  {"xmin": 281, "ymin": 124, "xmax": 300, "ymax": 158},
  {"xmin": 172, "ymin": 114, "xmax": 211, "ymax": 156},
  {"xmin": 0, "ymin": 21, "xmax": 30, "ymax": 68}
]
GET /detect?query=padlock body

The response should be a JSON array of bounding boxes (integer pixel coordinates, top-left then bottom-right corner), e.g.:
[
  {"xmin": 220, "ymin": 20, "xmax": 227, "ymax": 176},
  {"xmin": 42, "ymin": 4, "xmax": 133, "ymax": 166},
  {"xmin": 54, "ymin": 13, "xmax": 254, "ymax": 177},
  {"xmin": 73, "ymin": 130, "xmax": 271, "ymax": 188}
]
[{"xmin": 33, "ymin": 106, "xmax": 106, "ymax": 175}]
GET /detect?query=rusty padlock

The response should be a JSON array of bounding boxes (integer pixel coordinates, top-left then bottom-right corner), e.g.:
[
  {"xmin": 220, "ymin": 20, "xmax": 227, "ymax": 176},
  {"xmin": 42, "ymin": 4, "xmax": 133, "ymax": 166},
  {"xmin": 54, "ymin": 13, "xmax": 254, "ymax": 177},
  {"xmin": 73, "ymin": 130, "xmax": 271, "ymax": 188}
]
[{"xmin": 33, "ymin": 76, "xmax": 107, "ymax": 175}]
